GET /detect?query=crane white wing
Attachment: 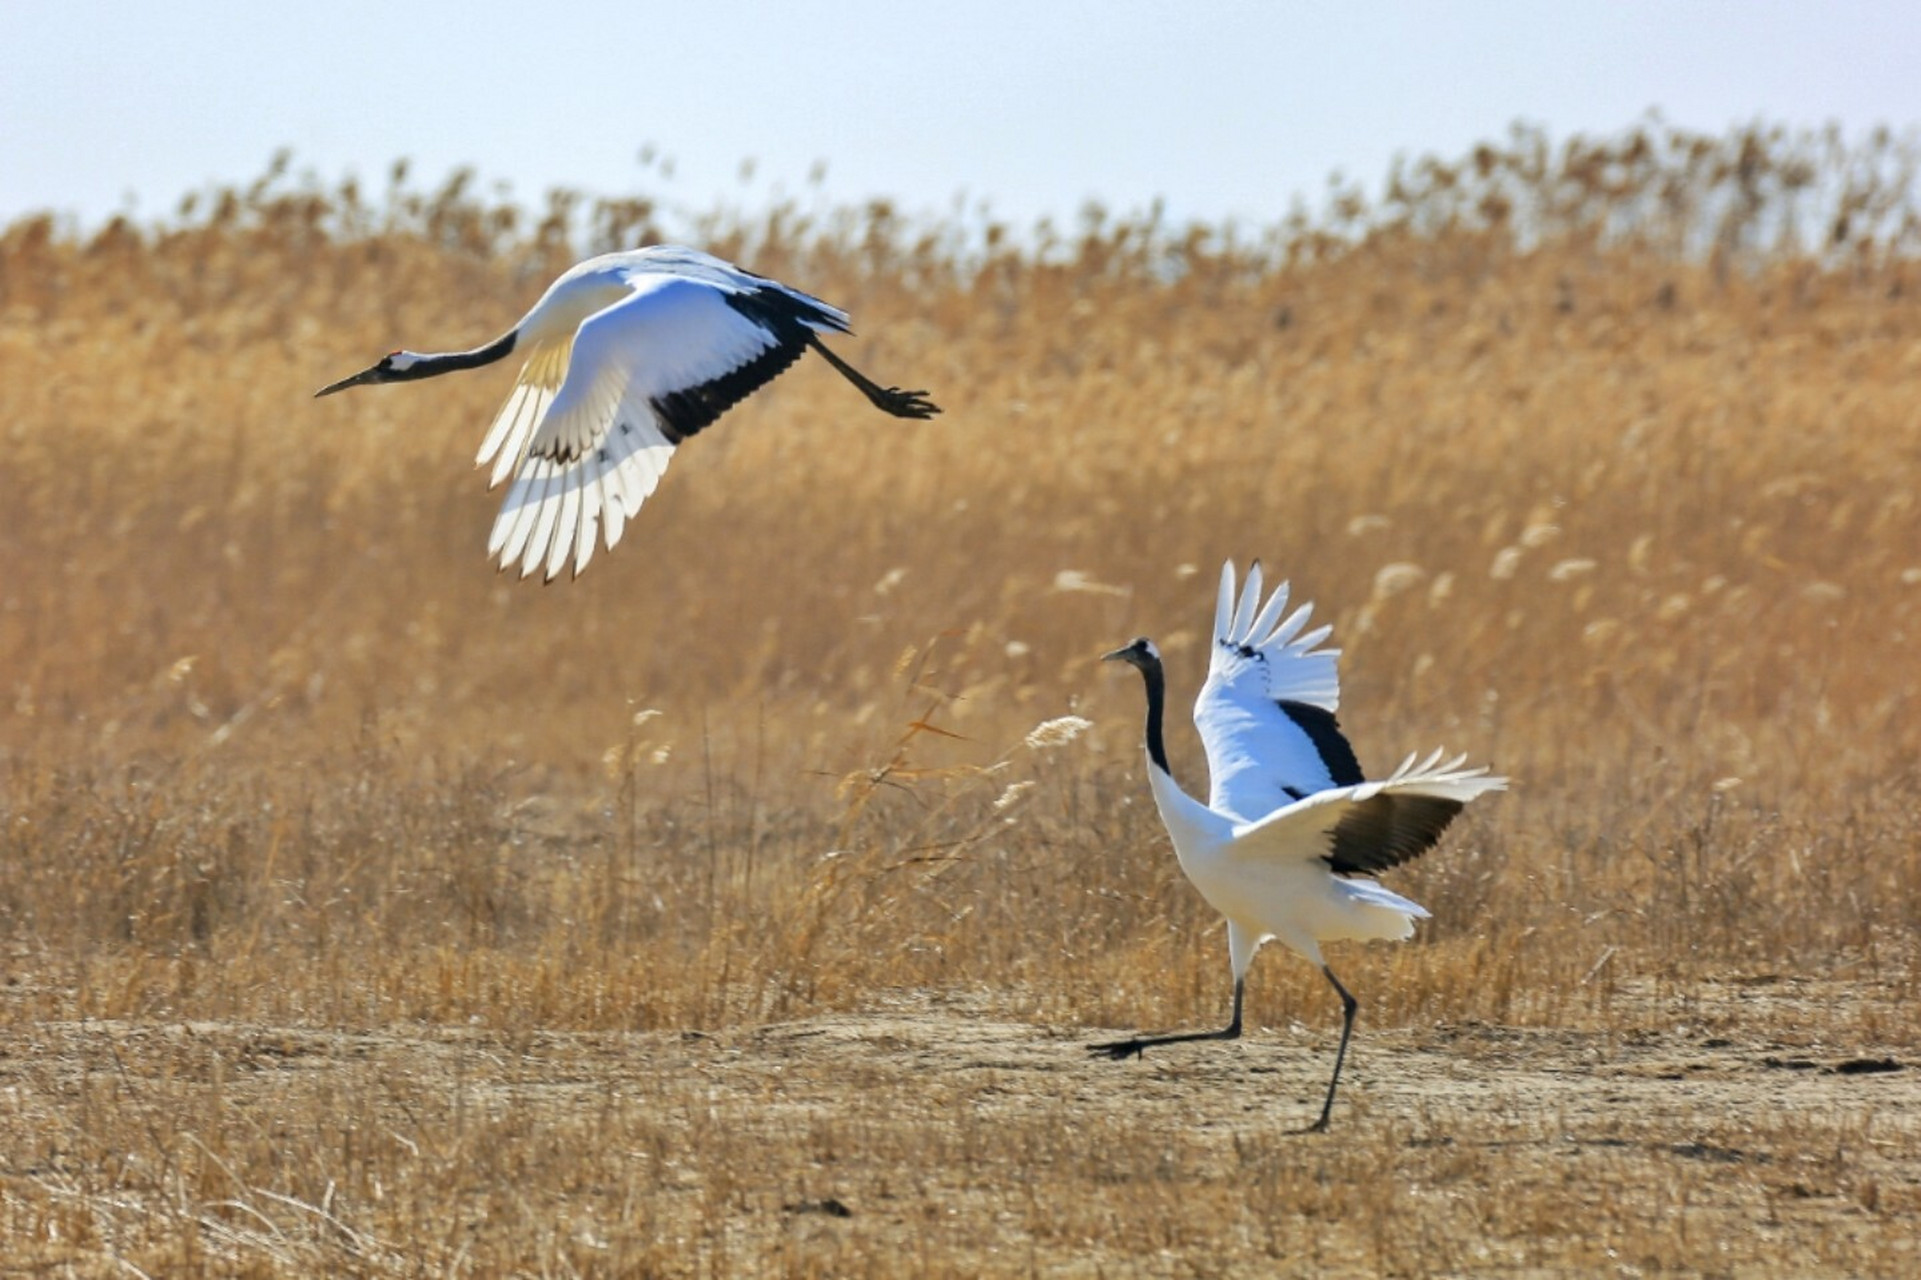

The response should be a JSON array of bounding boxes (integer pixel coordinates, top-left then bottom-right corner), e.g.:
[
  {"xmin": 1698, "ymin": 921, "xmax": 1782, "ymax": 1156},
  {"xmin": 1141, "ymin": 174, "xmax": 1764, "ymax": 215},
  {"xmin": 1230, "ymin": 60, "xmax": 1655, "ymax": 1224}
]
[
  {"xmin": 485, "ymin": 275, "xmax": 813, "ymax": 581},
  {"xmin": 1194, "ymin": 560, "xmax": 1357, "ymax": 821},
  {"xmin": 474, "ymin": 336, "xmax": 572, "ymax": 489},
  {"xmin": 1225, "ymin": 750, "xmax": 1508, "ymax": 871}
]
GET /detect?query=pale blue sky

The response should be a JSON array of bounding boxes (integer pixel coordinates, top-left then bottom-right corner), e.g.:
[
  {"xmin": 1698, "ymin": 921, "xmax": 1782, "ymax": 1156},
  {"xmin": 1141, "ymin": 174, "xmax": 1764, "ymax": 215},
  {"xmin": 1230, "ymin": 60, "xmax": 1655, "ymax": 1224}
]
[{"xmin": 3, "ymin": 1, "xmax": 1915, "ymax": 232}]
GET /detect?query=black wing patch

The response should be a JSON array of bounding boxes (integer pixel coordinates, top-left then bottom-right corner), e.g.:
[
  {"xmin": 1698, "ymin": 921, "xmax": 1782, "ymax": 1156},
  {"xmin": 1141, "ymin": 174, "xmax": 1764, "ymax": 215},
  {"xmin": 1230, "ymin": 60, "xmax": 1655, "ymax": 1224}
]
[
  {"xmin": 645, "ymin": 288, "xmax": 826, "ymax": 445},
  {"xmin": 725, "ymin": 283, "xmax": 852, "ymax": 339},
  {"xmin": 1324, "ymin": 793, "xmax": 1465, "ymax": 876},
  {"xmin": 650, "ymin": 338, "xmax": 806, "ymax": 443},
  {"xmin": 729, "ymin": 270, "xmax": 853, "ymax": 335},
  {"xmin": 647, "ymin": 287, "xmax": 837, "ymax": 444},
  {"xmin": 1277, "ymin": 700, "xmax": 1364, "ymax": 787}
]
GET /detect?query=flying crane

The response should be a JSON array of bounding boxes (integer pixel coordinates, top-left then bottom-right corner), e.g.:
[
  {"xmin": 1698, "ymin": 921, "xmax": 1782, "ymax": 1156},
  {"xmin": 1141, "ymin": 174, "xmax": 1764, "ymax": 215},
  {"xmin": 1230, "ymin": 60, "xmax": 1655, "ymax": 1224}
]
[{"xmin": 317, "ymin": 245, "xmax": 939, "ymax": 581}]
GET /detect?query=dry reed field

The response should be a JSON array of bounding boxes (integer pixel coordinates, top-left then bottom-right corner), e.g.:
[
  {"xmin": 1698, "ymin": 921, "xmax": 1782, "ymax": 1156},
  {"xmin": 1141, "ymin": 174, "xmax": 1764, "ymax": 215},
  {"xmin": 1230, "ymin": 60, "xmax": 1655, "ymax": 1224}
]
[{"xmin": 2, "ymin": 123, "xmax": 1919, "ymax": 1275}]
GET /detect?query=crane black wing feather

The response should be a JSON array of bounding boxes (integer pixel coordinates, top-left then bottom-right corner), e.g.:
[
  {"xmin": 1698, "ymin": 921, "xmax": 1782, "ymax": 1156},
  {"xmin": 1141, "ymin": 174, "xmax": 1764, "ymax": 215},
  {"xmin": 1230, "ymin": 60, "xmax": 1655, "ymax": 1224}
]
[
  {"xmin": 650, "ymin": 333, "xmax": 808, "ymax": 442},
  {"xmin": 1324, "ymin": 793, "xmax": 1466, "ymax": 875},
  {"xmin": 648, "ymin": 287, "xmax": 847, "ymax": 442},
  {"xmin": 1277, "ymin": 701, "xmax": 1364, "ymax": 790}
]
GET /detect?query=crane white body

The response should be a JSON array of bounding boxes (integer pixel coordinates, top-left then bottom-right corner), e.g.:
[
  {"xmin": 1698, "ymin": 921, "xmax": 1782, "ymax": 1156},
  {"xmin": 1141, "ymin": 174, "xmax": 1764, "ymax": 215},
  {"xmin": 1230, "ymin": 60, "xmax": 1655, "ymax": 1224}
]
[
  {"xmin": 317, "ymin": 245, "xmax": 937, "ymax": 581},
  {"xmin": 1142, "ymin": 745, "xmax": 1477, "ymax": 975},
  {"xmin": 1095, "ymin": 560, "xmax": 1507, "ymax": 1130}
]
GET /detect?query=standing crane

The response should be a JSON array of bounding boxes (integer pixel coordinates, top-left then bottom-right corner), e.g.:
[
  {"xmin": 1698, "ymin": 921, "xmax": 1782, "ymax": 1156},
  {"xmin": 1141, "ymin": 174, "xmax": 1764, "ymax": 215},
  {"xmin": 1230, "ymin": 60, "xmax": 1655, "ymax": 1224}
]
[
  {"xmin": 1094, "ymin": 560, "xmax": 1507, "ymax": 1131},
  {"xmin": 316, "ymin": 245, "xmax": 939, "ymax": 581}
]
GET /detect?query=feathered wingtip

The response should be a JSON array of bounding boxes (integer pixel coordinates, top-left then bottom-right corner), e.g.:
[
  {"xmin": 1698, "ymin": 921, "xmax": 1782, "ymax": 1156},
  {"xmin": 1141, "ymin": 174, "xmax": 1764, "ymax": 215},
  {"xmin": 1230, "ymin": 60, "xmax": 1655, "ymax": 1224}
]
[
  {"xmin": 1211, "ymin": 559, "xmax": 1342, "ymax": 711},
  {"xmin": 1377, "ymin": 748, "xmax": 1510, "ymax": 802}
]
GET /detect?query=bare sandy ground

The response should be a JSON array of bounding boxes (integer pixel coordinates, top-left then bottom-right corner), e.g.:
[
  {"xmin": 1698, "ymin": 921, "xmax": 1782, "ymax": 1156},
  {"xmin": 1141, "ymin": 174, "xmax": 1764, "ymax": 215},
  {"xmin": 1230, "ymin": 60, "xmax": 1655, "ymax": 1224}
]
[{"xmin": 4, "ymin": 983, "xmax": 1916, "ymax": 1275}]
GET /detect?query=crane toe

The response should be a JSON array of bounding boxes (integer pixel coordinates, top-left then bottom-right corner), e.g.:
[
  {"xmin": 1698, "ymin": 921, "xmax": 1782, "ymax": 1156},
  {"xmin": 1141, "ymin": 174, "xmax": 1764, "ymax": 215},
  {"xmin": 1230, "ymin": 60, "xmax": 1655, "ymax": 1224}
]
[{"xmin": 875, "ymin": 386, "xmax": 940, "ymax": 418}]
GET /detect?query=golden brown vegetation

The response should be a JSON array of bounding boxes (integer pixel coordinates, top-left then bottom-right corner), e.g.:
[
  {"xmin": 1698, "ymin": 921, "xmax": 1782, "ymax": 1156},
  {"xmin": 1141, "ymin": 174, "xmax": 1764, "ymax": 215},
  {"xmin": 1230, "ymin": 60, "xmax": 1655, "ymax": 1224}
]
[{"xmin": 1, "ymin": 121, "xmax": 1918, "ymax": 1274}]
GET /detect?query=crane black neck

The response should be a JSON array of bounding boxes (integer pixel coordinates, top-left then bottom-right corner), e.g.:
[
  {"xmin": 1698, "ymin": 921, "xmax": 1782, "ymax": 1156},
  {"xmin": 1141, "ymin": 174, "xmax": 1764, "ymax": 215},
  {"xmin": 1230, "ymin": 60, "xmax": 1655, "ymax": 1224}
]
[
  {"xmin": 401, "ymin": 331, "xmax": 517, "ymax": 380},
  {"xmin": 1132, "ymin": 656, "xmax": 1173, "ymax": 777}
]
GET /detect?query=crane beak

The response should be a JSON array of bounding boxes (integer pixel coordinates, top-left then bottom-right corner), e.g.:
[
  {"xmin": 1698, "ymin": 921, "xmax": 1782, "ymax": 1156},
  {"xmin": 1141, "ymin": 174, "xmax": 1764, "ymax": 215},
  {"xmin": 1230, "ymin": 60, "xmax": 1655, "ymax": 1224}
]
[
  {"xmin": 1100, "ymin": 645, "xmax": 1132, "ymax": 663},
  {"xmin": 313, "ymin": 364, "xmax": 383, "ymax": 398}
]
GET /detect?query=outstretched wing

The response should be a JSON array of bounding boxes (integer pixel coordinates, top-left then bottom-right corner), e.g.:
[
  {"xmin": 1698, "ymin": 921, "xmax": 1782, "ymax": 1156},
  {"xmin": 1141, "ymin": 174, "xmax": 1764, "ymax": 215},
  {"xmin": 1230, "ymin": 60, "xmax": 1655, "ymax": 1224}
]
[
  {"xmin": 473, "ymin": 335, "xmax": 573, "ymax": 491},
  {"xmin": 1193, "ymin": 560, "xmax": 1358, "ymax": 821},
  {"xmin": 1226, "ymin": 749, "xmax": 1508, "ymax": 873},
  {"xmin": 485, "ymin": 273, "xmax": 828, "ymax": 581}
]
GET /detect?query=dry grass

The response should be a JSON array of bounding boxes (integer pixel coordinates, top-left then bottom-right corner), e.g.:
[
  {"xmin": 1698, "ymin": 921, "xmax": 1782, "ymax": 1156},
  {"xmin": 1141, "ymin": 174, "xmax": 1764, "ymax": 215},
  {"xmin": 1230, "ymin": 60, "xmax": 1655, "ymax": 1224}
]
[{"xmin": 1, "ymin": 121, "xmax": 1919, "ymax": 1274}]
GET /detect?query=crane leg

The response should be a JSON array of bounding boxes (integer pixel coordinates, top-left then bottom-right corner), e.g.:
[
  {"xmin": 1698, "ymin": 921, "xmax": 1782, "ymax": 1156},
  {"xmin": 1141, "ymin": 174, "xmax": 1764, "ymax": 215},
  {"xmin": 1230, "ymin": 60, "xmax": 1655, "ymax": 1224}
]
[
  {"xmin": 805, "ymin": 335, "xmax": 940, "ymax": 419},
  {"xmin": 1298, "ymin": 965, "xmax": 1359, "ymax": 1134},
  {"xmin": 1087, "ymin": 978, "xmax": 1244, "ymax": 1060}
]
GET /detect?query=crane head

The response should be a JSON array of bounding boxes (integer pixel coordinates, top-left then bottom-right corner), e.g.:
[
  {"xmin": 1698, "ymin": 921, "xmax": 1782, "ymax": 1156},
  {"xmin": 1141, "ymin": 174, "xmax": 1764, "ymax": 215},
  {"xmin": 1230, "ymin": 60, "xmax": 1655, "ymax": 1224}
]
[
  {"xmin": 1102, "ymin": 637, "xmax": 1161, "ymax": 671},
  {"xmin": 314, "ymin": 350, "xmax": 424, "ymax": 397}
]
